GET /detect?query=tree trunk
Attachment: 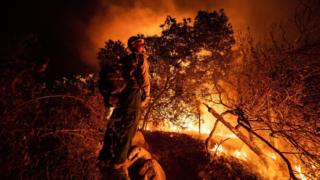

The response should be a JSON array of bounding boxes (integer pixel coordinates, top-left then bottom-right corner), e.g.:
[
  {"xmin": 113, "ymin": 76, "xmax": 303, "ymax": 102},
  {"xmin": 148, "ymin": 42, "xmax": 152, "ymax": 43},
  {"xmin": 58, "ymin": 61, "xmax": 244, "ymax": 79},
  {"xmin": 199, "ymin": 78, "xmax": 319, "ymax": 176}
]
[
  {"xmin": 204, "ymin": 104, "xmax": 298, "ymax": 180},
  {"xmin": 204, "ymin": 104, "xmax": 269, "ymax": 166}
]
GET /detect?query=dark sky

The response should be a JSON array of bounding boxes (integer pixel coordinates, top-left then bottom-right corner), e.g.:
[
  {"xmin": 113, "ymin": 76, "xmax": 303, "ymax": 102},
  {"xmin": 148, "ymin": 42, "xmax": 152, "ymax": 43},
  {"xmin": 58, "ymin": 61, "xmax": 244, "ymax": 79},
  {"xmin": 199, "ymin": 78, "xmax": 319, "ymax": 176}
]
[
  {"xmin": 4, "ymin": 0, "xmax": 298, "ymax": 78},
  {"xmin": 4, "ymin": 0, "xmax": 100, "ymax": 77}
]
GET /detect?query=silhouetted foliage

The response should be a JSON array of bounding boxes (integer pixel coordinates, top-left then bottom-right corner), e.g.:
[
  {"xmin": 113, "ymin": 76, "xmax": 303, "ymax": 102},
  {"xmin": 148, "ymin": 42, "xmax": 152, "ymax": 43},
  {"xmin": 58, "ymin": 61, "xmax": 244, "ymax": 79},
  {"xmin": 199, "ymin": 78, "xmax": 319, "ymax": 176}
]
[
  {"xmin": 1, "ymin": 3, "xmax": 319, "ymax": 178},
  {"xmin": 0, "ymin": 33, "xmax": 106, "ymax": 178},
  {"xmin": 204, "ymin": 1, "xmax": 320, "ymax": 178},
  {"xmin": 98, "ymin": 10, "xmax": 235, "ymax": 129}
]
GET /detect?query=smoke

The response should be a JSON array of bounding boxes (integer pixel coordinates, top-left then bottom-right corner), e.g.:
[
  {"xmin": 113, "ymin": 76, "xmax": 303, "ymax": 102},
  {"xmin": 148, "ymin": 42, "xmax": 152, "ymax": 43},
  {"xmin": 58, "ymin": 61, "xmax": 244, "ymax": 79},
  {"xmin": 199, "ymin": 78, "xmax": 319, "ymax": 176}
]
[{"xmin": 78, "ymin": 0, "xmax": 297, "ymax": 69}]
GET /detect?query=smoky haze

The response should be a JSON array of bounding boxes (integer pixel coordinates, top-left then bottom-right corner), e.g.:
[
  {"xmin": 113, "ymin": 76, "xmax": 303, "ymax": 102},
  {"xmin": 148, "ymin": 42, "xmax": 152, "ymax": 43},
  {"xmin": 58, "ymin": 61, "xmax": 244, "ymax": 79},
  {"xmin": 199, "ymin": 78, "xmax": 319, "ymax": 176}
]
[
  {"xmin": 5, "ymin": 0, "xmax": 298, "ymax": 75},
  {"xmin": 83, "ymin": 0, "xmax": 297, "ymax": 69}
]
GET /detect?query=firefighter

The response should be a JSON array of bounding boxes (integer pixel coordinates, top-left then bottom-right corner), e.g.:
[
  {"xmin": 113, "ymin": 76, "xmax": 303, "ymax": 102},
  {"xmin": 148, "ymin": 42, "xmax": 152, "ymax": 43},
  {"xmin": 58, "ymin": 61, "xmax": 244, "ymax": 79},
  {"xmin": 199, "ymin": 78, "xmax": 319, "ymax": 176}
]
[{"xmin": 98, "ymin": 36, "xmax": 151, "ymax": 173}]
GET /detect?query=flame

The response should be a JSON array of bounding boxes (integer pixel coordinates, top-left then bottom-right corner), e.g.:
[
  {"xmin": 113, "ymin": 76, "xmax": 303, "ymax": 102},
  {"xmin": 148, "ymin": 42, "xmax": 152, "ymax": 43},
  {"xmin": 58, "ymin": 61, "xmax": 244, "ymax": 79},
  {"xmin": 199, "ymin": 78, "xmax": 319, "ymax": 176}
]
[
  {"xmin": 210, "ymin": 144, "xmax": 224, "ymax": 154},
  {"xmin": 270, "ymin": 153, "xmax": 277, "ymax": 160},
  {"xmin": 216, "ymin": 132, "xmax": 237, "ymax": 139},
  {"xmin": 233, "ymin": 150, "xmax": 248, "ymax": 161},
  {"xmin": 196, "ymin": 48, "xmax": 212, "ymax": 57},
  {"xmin": 294, "ymin": 165, "xmax": 306, "ymax": 180},
  {"xmin": 144, "ymin": 98, "xmax": 308, "ymax": 180}
]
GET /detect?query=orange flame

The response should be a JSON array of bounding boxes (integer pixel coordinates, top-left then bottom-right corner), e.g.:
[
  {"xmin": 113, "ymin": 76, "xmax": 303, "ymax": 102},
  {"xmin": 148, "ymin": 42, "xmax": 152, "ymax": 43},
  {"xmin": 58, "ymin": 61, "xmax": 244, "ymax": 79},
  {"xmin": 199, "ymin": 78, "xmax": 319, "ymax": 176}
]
[
  {"xmin": 294, "ymin": 165, "xmax": 306, "ymax": 180},
  {"xmin": 210, "ymin": 144, "xmax": 224, "ymax": 154},
  {"xmin": 233, "ymin": 150, "xmax": 248, "ymax": 161}
]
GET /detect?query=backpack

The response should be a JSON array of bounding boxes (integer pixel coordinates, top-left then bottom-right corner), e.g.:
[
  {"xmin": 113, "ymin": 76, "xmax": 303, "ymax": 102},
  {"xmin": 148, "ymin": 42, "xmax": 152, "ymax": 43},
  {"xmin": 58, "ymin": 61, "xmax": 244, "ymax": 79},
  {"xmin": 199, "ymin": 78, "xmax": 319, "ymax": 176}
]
[
  {"xmin": 99, "ymin": 62, "xmax": 126, "ymax": 97},
  {"xmin": 98, "ymin": 53, "xmax": 144, "ymax": 106}
]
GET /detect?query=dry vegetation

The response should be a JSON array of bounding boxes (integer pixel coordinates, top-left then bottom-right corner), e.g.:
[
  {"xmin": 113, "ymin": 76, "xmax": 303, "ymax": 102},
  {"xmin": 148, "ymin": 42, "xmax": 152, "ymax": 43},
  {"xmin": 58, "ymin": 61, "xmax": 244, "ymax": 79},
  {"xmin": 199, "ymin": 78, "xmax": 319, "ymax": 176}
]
[
  {"xmin": 203, "ymin": 1, "xmax": 320, "ymax": 178},
  {"xmin": 1, "ymin": 0, "xmax": 319, "ymax": 179}
]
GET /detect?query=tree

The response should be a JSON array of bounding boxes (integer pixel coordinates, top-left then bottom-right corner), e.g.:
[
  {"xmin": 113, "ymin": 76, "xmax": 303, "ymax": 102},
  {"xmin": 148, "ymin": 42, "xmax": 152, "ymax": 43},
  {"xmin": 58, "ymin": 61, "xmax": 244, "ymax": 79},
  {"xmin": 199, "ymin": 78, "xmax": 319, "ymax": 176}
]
[
  {"xmin": 142, "ymin": 10, "xmax": 235, "ymax": 129},
  {"xmin": 97, "ymin": 10, "xmax": 235, "ymax": 130},
  {"xmin": 204, "ymin": 1, "xmax": 320, "ymax": 178}
]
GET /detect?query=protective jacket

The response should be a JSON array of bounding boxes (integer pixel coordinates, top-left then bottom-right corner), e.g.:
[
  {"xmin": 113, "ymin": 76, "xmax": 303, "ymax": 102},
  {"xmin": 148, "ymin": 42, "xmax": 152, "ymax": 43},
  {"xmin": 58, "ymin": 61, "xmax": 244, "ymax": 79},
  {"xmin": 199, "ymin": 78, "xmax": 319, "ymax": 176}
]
[{"xmin": 121, "ymin": 52, "xmax": 150, "ymax": 98}]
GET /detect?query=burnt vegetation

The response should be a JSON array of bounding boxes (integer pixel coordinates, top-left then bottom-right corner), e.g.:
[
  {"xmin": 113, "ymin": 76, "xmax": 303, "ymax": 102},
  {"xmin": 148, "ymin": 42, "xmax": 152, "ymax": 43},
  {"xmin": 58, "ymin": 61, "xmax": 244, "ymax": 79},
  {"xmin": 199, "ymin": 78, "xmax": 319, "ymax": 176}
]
[{"xmin": 1, "ymin": 0, "xmax": 320, "ymax": 179}]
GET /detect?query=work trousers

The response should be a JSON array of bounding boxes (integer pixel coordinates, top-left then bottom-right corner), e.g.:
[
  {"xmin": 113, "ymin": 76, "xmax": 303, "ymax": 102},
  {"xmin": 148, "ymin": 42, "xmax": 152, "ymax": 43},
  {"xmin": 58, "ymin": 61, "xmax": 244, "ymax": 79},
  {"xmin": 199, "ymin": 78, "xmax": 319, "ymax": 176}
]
[{"xmin": 99, "ymin": 88, "xmax": 141, "ymax": 164}]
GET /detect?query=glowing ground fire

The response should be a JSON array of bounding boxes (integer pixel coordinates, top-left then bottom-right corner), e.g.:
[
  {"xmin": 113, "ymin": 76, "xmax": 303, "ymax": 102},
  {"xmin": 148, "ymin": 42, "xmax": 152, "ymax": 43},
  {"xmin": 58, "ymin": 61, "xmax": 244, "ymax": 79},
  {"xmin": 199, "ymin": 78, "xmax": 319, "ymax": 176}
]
[{"xmin": 145, "ymin": 103, "xmax": 310, "ymax": 179}]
